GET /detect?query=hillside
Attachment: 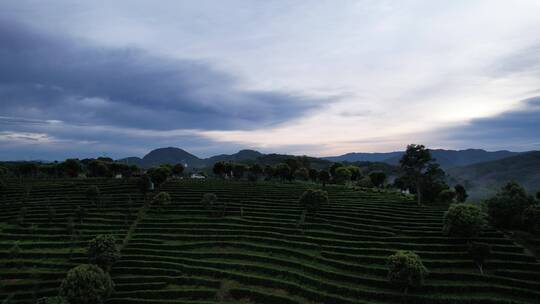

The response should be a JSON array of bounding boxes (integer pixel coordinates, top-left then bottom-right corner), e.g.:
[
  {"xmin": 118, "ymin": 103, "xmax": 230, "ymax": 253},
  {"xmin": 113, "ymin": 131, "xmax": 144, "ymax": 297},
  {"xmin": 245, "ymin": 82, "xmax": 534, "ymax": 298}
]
[
  {"xmin": 1, "ymin": 179, "xmax": 540, "ymax": 303},
  {"xmin": 326, "ymin": 149, "xmax": 518, "ymax": 169},
  {"xmin": 448, "ymin": 151, "xmax": 540, "ymax": 199}
]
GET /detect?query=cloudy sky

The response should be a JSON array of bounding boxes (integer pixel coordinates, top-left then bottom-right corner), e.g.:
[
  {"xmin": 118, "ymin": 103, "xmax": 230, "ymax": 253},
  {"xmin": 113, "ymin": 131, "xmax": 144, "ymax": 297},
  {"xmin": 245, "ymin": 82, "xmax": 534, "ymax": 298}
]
[{"xmin": 1, "ymin": 0, "xmax": 540, "ymax": 160}]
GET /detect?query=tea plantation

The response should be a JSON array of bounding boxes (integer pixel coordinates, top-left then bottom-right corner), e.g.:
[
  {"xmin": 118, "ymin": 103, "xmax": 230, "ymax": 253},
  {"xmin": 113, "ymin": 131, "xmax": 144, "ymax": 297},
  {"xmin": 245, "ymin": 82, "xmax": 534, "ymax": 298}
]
[{"xmin": 1, "ymin": 179, "xmax": 540, "ymax": 303}]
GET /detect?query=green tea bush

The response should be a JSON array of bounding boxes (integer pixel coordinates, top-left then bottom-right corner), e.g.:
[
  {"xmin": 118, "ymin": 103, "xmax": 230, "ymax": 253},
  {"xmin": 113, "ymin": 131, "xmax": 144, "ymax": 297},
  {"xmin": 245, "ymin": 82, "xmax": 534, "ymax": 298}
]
[
  {"xmin": 59, "ymin": 264, "xmax": 114, "ymax": 304},
  {"xmin": 386, "ymin": 250, "xmax": 428, "ymax": 294},
  {"xmin": 443, "ymin": 203, "xmax": 486, "ymax": 238},
  {"xmin": 87, "ymin": 234, "xmax": 120, "ymax": 272},
  {"xmin": 299, "ymin": 189, "xmax": 328, "ymax": 213}
]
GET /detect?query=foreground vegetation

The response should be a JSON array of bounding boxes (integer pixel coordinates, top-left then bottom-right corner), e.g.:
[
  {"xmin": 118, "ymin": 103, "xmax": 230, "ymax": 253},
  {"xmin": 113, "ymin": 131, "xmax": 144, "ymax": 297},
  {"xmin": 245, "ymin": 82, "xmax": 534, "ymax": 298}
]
[{"xmin": 1, "ymin": 177, "xmax": 540, "ymax": 303}]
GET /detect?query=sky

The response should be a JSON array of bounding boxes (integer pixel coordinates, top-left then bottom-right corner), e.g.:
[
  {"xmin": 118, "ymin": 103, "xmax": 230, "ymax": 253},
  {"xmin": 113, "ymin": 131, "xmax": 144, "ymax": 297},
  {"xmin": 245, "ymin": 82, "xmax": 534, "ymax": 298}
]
[{"xmin": 1, "ymin": 0, "xmax": 540, "ymax": 161}]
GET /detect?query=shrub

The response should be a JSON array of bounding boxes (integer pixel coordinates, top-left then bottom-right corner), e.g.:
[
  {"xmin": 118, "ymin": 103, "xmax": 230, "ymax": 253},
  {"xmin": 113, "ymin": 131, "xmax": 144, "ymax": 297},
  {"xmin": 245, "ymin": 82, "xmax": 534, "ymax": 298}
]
[
  {"xmin": 299, "ymin": 189, "xmax": 328, "ymax": 213},
  {"xmin": 468, "ymin": 242, "xmax": 491, "ymax": 275},
  {"xmin": 59, "ymin": 264, "xmax": 114, "ymax": 304},
  {"xmin": 201, "ymin": 193, "xmax": 225, "ymax": 217},
  {"xmin": 87, "ymin": 235, "xmax": 120, "ymax": 272},
  {"xmin": 152, "ymin": 192, "xmax": 171, "ymax": 211},
  {"xmin": 437, "ymin": 188, "xmax": 456, "ymax": 203},
  {"xmin": 443, "ymin": 203, "xmax": 486, "ymax": 238},
  {"xmin": 386, "ymin": 250, "xmax": 428, "ymax": 294},
  {"xmin": 486, "ymin": 182, "xmax": 535, "ymax": 229}
]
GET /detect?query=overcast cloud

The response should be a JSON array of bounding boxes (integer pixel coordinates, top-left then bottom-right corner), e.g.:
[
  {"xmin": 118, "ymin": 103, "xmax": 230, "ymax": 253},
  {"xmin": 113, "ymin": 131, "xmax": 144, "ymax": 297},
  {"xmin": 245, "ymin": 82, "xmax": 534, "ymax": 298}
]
[{"xmin": 1, "ymin": 1, "xmax": 539, "ymax": 160}]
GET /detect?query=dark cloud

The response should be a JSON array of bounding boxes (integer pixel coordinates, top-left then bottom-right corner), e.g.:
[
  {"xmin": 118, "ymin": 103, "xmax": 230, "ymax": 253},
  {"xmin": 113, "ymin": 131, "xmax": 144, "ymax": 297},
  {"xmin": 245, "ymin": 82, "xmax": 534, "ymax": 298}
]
[
  {"xmin": 443, "ymin": 97, "xmax": 540, "ymax": 150},
  {"xmin": 0, "ymin": 19, "xmax": 322, "ymax": 131}
]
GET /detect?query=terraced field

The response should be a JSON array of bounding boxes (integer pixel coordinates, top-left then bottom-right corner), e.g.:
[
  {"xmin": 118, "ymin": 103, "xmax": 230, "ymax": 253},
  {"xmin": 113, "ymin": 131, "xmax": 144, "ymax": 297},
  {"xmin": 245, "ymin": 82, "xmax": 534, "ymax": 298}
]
[{"xmin": 1, "ymin": 179, "xmax": 540, "ymax": 304}]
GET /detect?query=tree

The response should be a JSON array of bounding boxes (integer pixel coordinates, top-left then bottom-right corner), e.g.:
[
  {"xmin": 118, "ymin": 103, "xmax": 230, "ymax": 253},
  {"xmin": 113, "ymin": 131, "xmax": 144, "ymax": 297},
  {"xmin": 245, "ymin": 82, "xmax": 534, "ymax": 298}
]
[
  {"xmin": 437, "ymin": 189, "xmax": 456, "ymax": 203},
  {"xmin": 86, "ymin": 186, "xmax": 101, "ymax": 207},
  {"xmin": 148, "ymin": 166, "xmax": 171, "ymax": 190},
  {"xmin": 329, "ymin": 163, "xmax": 343, "ymax": 177},
  {"xmin": 232, "ymin": 164, "xmax": 247, "ymax": 180},
  {"xmin": 87, "ymin": 235, "xmax": 120, "ymax": 272},
  {"xmin": 399, "ymin": 144, "xmax": 436, "ymax": 205},
  {"xmin": 299, "ymin": 189, "xmax": 328, "ymax": 213},
  {"xmin": 152, "ymin": 192, "xmax": 171, "ymax": 212},
  {"xmin": 468, "ymin": 242, "xmax": 491, "ymax": 275},
  {"xmin": 137, "ymin": 174, "xmax": 152, "ymax": 200},
  {"xmin": 61, "ymin": 159, "xmax": 81, "ymax": 178},
  {"xmin": 443, "ymin": 203, "xmax": 486, "ymax": 238},
  {"xmin": 263, "ymin": 165, "xmax": 274, "ymax": 180},
  {"xmin": 275, "ymin": 163, "xmax": 291, "ymax": 181},
  {"xmin": 249, "ymin": 164, "xmax": 263, "ymax": 178},
  {"xmin": 346, "ymin": 166, "xmax": 361, "ymax": 181},
  {"xmin": 318, "ymin": 171, "xmax": 330, "ymax": 187},
  {"xmin": 486, "ymin": 181, "xmax": 535, "ymax": 229},
  {"xmin": 308, "ymin": 169, "xmax": 318, "ymax": 182},
  {"xmin": 200, "ymin": 193, "xmax": 225, "ymax": 217},
  {"xmin": 59, "ymin": 264, "xmax": 114, "ymax": 304},
  {"xmin": 386, "ymin": 250, "xmax": 428, "ymax": 295},
  {"xmin": 294, "ymin": 167, "xmax": 310, "ymax": 181},
  {"xmin": 172, "ymin": 164, "xmax": 185, "ymax": 176},
  {"xmin": 454, "ymin": 184, "xmax": 468, "ymax": 203},
  {"xmin": 87, "ymin": 160, "xmax": 110, "ymax": 178},
  {"xmin": 369, "ymin": 171, "xmax": 386, "ymax": 188},
  {"xmin": 334, "ymin": 167, "xmax": 351, "ymax": 184}
]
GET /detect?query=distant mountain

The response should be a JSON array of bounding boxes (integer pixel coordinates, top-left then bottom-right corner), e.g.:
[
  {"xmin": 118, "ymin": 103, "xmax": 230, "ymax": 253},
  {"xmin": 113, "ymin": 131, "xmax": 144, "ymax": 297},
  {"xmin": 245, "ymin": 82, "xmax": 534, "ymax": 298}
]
[
  {"xmin": 326, "ymin": 149, "xmax": 518, "ymax": 169},
  {"xmin": 119, "ymin": 147, "xmax": 204, "ymax": 168},
  {"xmin": 323, "ymin": 152, "xmax": 403, "ymax": 163},
  {"xmin": 447, "ymin": 151, "xmax": 540, "ymax": 199},
  {"xmin": 206, "ymin": 149, "xmax": 263, "ymax": 164},
  {"xmin": 119, "ymin": 147, "xmax": 263, "ymax": 169}
]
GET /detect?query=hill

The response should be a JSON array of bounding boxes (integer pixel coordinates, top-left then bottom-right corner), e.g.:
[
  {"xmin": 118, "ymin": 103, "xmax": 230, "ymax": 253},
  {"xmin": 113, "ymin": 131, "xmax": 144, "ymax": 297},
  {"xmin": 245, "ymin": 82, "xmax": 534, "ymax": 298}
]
[
  {"xmin": 205, "ymin": 149, "xmax": 263, "ymax": 164},
  {"xmin": 448, "ymin": 151, "xmax": 540, "ymax": 199},
  {"xmin": 1, "ymin": 179, "xmax": 539, "ymax": 303},
  {"xmin": 326, "ymin": 149, "xmax": 518, "ymax": 169},
  {"xmin": 119, "ymin": 147, "xmax": 204, "ymax": 168}
]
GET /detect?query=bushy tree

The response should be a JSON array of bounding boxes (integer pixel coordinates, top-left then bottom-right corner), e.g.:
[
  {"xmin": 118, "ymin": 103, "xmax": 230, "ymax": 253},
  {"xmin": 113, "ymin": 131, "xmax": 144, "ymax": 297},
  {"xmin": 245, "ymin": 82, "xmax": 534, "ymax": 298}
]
[
  {"xmin": 454, "ymin": 184, "xmax": 468, "ymax": 202},
  {"xmin": 329, "ymin": 163, "xmax": 343, "ymax": 177},
  {"xmin": 346, "ymin": 166, "xmax": 361, "ymax": 181},
  {"xmin": 148, "ymin": 166, "xmax": 171, "ymax": 190},
  {"xmin": 232, "ymin": 164, "xmax": 247, "ymax": 180},
  {"xmin": 318, "ymin": 171, "xmax": 330, "ymax": 187},
  {"xmin": 249, "ymin": 164, "xmax": 263, "ymax": 178},
  {"xmin": 275, "ymin": 163, "xmax": 291, "ymax": 181},
  {"xmin": 308, "ymin": 169, "xmax": 318, "ymax": 182},
  {"xmin": 172, "ymin": 164, "xmax": 185, "ymax": 176},
  {"xmin": 334, "ymin": 167, "xmax": 351, "ymax": 184},
  {"xmin": 263, "ymin": 165, "xmax": 274, "ymax": 180},
  {"xmin": 213, "ymin": 161, "xmax": 226, "ymax": 178},
  {"xmin": 437, "ymin": 189, "xmax": 456, "ymax": 203},
  {"xmin": 386, "ymin": 250, "xmax": 428, "ymax": 294},
  {"xmin": 399, "ymin": 144, "xmax": 443, "ymax": 205},
  {"xmin": 369, "ymin": 171, "xmax": 386, "ymax": 188},
  {"xmin": 61, "ymin": 159, "xmax": 81, "ymax": 178},
  {"xmin": 59, "ymin": 264, "xmax": 114, "ymax": 304},
  {"xmin": 468, "ymin": 242, "xmax": 491, "ymax": 275},
  {"xmin": 87, "ymin": 235, "xmax": 120, "ymax": 272},
  {"xmin": 137, "ymin": 174, "xmax": 152, "ymax": 199},
  {"xmin": 443, "ymin": 203, "xmax": 486, "ymax": 238},
  {"xmin": 87, "ymin": 160, "xmax": 110, "ymax": 178},
  {"xmin": 357, "ymin": 176, "xmax": 374, "ymax": 188},
  {"xmin": 486, "ymin": 181, "xmax": 535, "ymax": 229},
  {"xmin": 299, "ymin": 189, "xmax": 328, "ymax": 213}
]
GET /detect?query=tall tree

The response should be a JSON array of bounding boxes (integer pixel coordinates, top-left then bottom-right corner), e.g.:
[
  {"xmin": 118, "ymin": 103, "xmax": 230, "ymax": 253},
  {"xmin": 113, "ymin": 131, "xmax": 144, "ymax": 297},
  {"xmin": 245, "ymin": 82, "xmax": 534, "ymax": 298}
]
[{"xmin": 399, "ymin": 144, "xmax": 437, "ymax": 205}]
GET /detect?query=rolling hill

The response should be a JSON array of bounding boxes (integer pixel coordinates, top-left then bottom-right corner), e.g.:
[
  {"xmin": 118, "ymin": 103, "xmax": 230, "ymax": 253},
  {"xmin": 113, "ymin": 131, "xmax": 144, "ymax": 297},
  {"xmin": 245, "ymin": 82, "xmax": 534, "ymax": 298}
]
[{"xmin": 448, "ymin": 151, "xmax": 540, "ymax": 199}]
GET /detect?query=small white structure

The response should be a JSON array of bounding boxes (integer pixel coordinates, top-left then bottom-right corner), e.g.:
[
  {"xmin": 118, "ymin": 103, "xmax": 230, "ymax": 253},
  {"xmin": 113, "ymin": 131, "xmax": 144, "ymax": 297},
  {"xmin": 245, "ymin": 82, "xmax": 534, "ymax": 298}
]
[{"xmin": 190, "ymin": 173, "xmax": 206, "ymax": 179}]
